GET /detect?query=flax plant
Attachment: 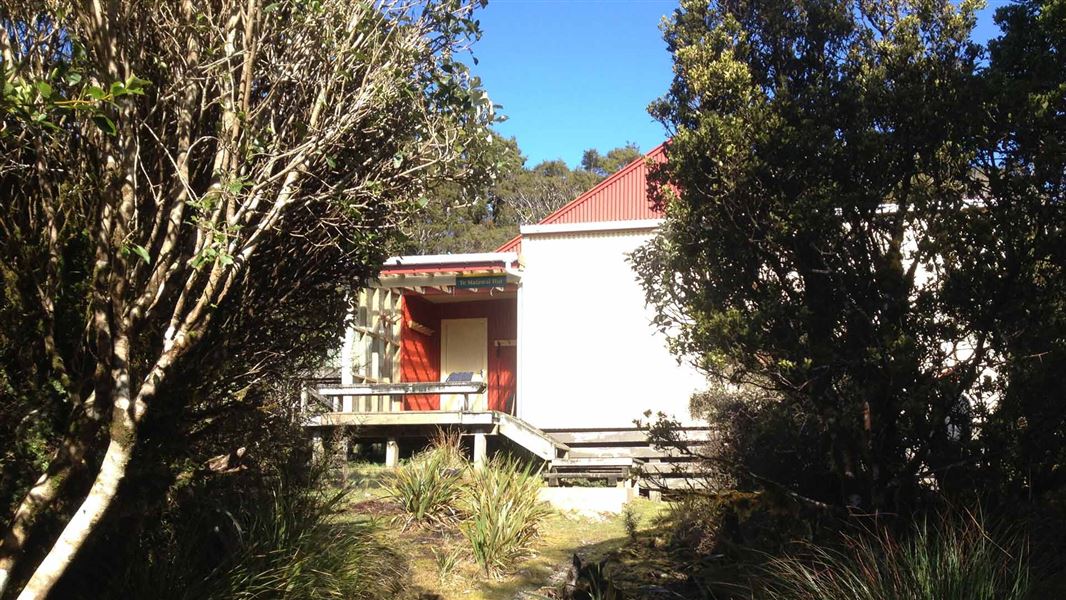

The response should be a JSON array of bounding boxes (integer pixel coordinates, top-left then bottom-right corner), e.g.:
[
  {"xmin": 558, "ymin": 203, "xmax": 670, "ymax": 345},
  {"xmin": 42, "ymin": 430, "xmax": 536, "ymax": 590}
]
[{"xmin": 460, "ymin": 456, "xmax": 551, "ymax": 577}]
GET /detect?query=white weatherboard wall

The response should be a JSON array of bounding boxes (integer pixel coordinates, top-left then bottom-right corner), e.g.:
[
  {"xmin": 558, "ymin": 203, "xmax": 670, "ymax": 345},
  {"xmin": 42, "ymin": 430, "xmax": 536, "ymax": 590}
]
[{"xmin": 517, "ymin": 224, "xmax": 705, "ymax": 429}]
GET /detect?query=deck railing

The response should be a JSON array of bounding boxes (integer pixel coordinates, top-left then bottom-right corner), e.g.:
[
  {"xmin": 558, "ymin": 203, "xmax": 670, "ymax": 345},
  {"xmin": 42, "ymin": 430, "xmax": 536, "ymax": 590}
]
[{"xmin": 304, "ymin": 381, "xmax": 488, "ymax": 414}]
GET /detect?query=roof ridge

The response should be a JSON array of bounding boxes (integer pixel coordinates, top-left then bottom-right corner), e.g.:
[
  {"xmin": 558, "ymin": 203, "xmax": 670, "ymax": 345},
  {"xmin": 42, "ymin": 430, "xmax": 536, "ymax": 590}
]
[
  {"xmin": 493, "ymin": 142, "xmax": 667, "ymax": 253},
  {"xmin": 533, "ymin": 142, "xmax": 666, "ymax": 226}
]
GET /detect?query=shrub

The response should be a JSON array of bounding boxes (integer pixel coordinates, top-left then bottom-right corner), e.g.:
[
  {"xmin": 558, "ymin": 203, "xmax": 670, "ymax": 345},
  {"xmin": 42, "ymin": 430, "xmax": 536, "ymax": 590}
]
[
  {"xmin": 428, "ymin": 427, "xmax": 466, "ymax": 469},
  {"xmin": 623, "ymin": 503, "xmax": 640, "ymax": 541},
  {"xmin": 760, "ymin": 512, "xmax": 1031, "ymax": 600},
  {"xmin": 59, "ymin": 463, "xmax": 406, "ymax": 600},
  {"xmin": 386, "ymin": 446, "xmax": 465, "ymax": 527},
  {"xmin": 460, "ymin": 456, "xmax": 552, "ymax": 576},
  {"xmin": 199, "ymin": 480, "xmax": 405, "ymax": 600}
]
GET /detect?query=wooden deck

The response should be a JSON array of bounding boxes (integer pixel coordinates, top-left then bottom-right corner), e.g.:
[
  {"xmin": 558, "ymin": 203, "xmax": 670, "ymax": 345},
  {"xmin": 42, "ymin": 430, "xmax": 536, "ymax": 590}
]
[
  {"xmin": 303, "ymin": 382, "xmax": 711, "ymax": 491},
  {"xmin": 307, "ymin": 409, "xmax": 569, "ymax": 463}
]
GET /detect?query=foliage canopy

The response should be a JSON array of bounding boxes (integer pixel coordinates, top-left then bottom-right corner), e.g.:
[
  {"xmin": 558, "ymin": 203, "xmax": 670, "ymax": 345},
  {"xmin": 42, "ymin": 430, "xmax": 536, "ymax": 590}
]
[
  {"xmin": 0, "ymin": 0, "xmax": 496, "ymax": 596},
  {"xmin": 635, "ymin": 0, "xmax": 1065, "ymax": 515}
]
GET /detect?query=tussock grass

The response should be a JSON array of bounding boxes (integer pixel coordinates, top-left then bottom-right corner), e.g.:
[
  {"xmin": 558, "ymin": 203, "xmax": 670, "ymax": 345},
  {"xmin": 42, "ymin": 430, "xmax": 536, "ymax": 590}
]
[
  {"xmin": 78, "ymin": 464, "xmax": 406, "ymax": 600},
  {"xmin": 461, "ymin": 456, "xmax": 552, "ymax": 577},
  {"xmin": 385, "ymin": 432, "xmax": 552, "ymax": 578},
  {"xmin": 386, "ymin": 447, "xmax": 465, "ymax": 527},
  {"xmin": 761, "ymin": 511, "xmax": 1030, "ymax": 600},
  {"xmin": 207, "ymin": 482, "xmax": 405, "ymax": 600},
  {"xmin": 432, "ymin": 546, "xmax": 463, "ymax": 584},
  {"xmin": 385, "ymin": 428, "xmax": 466, "ymax": 527},
  {"xmin": 428, "ymin": 426, "xmax": 466, "ymax": 467}
]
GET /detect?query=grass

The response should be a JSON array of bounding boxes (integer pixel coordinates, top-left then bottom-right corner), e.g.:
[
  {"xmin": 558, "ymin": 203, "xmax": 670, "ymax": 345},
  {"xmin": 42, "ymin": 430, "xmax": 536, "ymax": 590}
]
[
  {"xmin": 342, "ymin": 461, "xmax": 668, "ymax": 600},
  {"xmin": 759, "ymin": 511, "xmax": 1031, "ymax": 600},
  {"xmin": 344, "ymin": 460, "xmax": 1046, "ymax": 600}
]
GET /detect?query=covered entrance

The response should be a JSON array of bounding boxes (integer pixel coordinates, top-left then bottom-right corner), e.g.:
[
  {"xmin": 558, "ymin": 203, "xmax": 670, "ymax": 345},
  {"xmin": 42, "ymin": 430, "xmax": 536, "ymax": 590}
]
[{"xmin": 342, "ymin": 252, "xmax": 521, "ymax": 415}]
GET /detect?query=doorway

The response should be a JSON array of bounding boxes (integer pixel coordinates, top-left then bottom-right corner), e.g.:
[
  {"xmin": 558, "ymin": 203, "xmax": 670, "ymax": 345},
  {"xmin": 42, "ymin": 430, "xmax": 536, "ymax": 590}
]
[{"xmin": 440, "ymin": 318, "xmax": 488, "ymax": 411}]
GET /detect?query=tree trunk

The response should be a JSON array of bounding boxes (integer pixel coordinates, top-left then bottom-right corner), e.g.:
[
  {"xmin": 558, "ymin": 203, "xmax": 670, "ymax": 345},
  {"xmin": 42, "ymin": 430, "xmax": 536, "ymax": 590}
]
[
  {"xmin": 14, "ymin": 432, "xmax": 133, "ymax": 600},
  {"xmin": 15, "ymin": 335, "xmax": 138, "ymax": 600},
  {"xmin": 0, "ymin": 461, "xmax": 73, "ymax": 596},
  {"xmin": 0, "ymin": 417, "xmax": 97, "ymax": 597}
]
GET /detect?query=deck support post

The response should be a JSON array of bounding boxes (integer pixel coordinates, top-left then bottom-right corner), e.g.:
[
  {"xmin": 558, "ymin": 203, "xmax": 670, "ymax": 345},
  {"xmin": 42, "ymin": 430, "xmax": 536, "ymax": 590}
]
[
  {"xmin": 473, "ymin": 432, "xmax": 487, "ymax": 469},
  {"xmin": 336, "ymin": 433, "xmax": 350, "ymax": 484},
  {"xmin": 385, "ymin": 438, "xmax": 400, "ymax": 468},
  {"xmin": 311, "ymin": 430, "xmax": 324, "ymax": 464}
]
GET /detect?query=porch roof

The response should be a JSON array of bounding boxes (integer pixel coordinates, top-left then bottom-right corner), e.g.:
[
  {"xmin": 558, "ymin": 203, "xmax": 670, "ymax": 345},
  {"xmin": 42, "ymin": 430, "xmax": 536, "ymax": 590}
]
[{"xmin": 374, "ymin": 251, "xmax": 521, "ymax": 298}]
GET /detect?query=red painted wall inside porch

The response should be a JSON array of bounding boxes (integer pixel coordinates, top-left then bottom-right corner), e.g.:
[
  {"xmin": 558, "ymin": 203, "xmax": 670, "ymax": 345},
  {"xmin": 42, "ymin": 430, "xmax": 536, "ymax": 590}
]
[
  {"xmin": 400, "ymin": 295, "xmax": 441, "ymax": 410},
  {"xmin": 400, "ymin": 296, "xmax": 517, "ymax": 413}
]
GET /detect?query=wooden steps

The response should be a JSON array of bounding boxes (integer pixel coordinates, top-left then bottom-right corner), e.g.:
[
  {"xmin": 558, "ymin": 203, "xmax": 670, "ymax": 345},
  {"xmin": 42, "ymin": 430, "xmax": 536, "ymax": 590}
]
[
  {"xmin": 495, "ymin": 412, "xmax": 569, "ymax": 461},
  {"xmin": 541, "ymin": 427, "xmax": 713, "ymax": 489}
]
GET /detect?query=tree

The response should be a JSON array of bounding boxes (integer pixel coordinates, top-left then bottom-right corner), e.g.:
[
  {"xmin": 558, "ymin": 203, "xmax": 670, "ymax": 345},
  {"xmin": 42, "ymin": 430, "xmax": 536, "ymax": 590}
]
[
  {"xmin": 494, "ymin": 157, "xmax": 601, "ymax": 226},
  {"xmin": 970, "ymin": 0, "xmax": 1066, "ymax": 501},
  {"xmin": 403, "ymin": 141, "xmax": 642, "ymax": 254},
  {"xmin": 0, "ymin": 1, "xmax": 495, "ymax": 597},
  {"xmin": 580, "ymin": 143, "xmax": 641, "ymax": 178},
  {"xmin": 398, "ymin": 134, "xmax": 525, "ymax": 254},
  {"xmin": 634, "ymin": 0, "xmax": 992, "ymax": 513}
]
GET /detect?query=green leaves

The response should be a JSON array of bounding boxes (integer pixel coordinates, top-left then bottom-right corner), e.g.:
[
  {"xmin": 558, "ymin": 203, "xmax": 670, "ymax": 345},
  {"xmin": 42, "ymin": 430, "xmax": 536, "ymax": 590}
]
[
  {"xmin": 2, "ymin": 70, "xmax": 151, "ymax": 136},
  {"xmin": 85, "ymin": 85, "xmax": 108, "ymax": 101},
  {"xmin": 188, "ymin": 244, "xmax": 235, "ymax": 270},
  {"xmin": 34, "ymin": 81, "xmax": 53, "ymax": 99},
  {"xmin": 639, "ymin": 0, "xmax": 999, "ymax": 513},
  {"xmin": 92, "ymin": 115, "xmax": 116, "ymax": 135},
  {"xmin": 125, "ymin": 243, "xmax": 151, "ymax": 265}
]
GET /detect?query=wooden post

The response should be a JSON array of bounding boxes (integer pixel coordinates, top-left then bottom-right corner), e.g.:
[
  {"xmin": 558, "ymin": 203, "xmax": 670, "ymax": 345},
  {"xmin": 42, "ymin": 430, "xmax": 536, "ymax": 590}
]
[
  {"xmin": 385, "ymin": 438, "xmax": 400, "ymax": 468},
  {"xmin": 473, "ymin": 433, "xmax": 487, "ymax": 469},
  {"xmin": 341, "ymin": 301, "xmax": 355, "ymax": 412},
  {"xmin": 311, "ymin": 430, "xmax": 324, "ymax": 465},
  {"xmin": 336, "ymin": 434, "xmax": 350, "ymax": 485}
]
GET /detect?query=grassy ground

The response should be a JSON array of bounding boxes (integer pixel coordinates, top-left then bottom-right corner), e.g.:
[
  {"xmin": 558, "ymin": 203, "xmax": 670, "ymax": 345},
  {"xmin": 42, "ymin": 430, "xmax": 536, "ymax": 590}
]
[
  {"xmin": 334, "ymin": 463, "xmax": 668, "ymax": 600},
  {"xmin": 333, "ymin": 464, "xmax": 1062, "ymax": 600}
]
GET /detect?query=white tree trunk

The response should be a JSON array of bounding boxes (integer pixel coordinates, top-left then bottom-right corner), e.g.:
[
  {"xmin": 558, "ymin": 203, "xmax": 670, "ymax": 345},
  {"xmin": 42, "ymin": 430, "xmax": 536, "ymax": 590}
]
[
  {"xmin": 16, "ymin": 333, "xmax": 138, "ymax": 600},
  {"xmin": 15, "ymin": 433, "xmax": 133, "ymax": 600},
  {"xmin": 0, "ymin": 465, "xmax": 70, "ymax": 596}
]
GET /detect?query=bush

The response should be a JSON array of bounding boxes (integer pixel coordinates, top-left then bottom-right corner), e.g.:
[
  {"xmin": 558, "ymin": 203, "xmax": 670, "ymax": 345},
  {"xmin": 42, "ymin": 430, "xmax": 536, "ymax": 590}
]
[
  {"xmin": 460, "ymin": 456, "xmax": 551, "ymax": 576},
  {"xmin": 199, "ymin": 479, "xmax": 405, "ymax": 599},
  {"xmin": 386, "ymin": 444, "xmax": 465, "ymax": 528},
  {"xmin": 760, "ymin": 512, "xmax": 1031, "ymax": 600},
  {"xmin": 58, "ymin": 462, "xmax": 406, "ymax": 600}
]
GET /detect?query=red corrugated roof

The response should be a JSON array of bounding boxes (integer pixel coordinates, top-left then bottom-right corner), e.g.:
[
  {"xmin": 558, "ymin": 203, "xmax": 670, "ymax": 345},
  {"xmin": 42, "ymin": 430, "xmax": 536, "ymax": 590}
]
[
  {"xmin": 380, "ymin": 263, "xmax": 508, "ymax": 276},
  {"xmin": 495, "ymin": 143, "xmax": 666, "ymax": 253}
]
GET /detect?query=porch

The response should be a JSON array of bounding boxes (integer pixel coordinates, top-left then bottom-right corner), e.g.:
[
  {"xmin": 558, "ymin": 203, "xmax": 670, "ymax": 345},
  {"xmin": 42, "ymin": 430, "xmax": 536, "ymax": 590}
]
[{"xmin": 304, "ymin": 381, "xmax": 569, "ymax": 468}]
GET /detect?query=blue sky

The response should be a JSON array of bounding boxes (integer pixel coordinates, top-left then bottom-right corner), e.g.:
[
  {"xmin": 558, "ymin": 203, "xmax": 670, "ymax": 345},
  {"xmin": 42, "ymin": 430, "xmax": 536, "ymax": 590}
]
[{"xmin": 469, "ymin": 0, "xmax": 1012, "ymax": 168}]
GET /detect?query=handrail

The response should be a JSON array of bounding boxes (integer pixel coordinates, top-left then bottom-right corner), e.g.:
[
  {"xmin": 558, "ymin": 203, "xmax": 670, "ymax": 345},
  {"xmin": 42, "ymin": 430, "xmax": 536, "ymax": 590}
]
[
  {"xmin": 308, "ymin": 380, "xmax": 488, "ymax": 413},
  {"xmin": 315, "ymin": 381, "xmax": 486, "ymax": 397},
  {"xmin": 304, "ymin": 387, "xmax": 335, "ymax": 412}
]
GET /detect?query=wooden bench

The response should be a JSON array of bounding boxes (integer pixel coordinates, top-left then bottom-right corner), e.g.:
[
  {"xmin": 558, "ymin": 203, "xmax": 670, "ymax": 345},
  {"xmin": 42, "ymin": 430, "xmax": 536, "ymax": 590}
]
[{"xmin": 545, "ymin": 457, "xmax": 644, "ymax": 487}]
